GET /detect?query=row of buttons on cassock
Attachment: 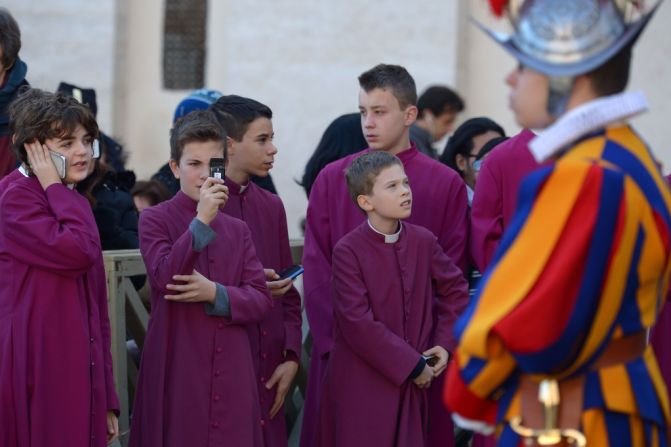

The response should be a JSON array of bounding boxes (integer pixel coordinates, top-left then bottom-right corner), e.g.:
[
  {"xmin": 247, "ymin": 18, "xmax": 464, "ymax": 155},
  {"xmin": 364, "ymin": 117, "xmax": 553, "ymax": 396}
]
[{"xmin": 209, "ymin": 323, "xmax": 269, "ymax": 430}]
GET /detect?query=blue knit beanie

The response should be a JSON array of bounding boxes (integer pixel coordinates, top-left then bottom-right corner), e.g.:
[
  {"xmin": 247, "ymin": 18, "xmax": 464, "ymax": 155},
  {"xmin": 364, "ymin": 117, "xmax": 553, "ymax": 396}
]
[{"xmin": 173, "ymin": 88, "xmax": 223, "ymax": 123}]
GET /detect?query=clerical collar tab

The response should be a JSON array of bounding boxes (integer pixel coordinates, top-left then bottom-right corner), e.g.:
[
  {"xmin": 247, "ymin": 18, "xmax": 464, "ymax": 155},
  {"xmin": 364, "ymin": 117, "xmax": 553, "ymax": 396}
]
[{"xmin": 367, "ymin": 220, "xmax": 402, "ymax": 243}]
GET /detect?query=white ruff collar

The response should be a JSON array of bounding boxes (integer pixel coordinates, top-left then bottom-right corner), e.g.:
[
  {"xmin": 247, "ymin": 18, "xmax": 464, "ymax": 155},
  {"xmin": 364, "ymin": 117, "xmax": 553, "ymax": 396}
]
[{"xmin": 529, "ymin": 90, "xmax": 649, "ymax": 162}]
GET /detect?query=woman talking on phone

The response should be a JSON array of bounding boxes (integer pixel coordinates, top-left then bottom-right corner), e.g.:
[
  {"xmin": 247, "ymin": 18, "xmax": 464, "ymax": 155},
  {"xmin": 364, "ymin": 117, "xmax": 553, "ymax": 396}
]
[{"xmin": 0, "ymin": 87, "xmax": 119, "ymax": 447}]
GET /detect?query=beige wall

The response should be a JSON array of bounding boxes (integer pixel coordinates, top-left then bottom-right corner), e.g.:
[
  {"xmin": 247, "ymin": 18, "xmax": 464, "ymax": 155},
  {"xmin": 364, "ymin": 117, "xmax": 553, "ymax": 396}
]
[
  {"xmin": 6, "ymin": 1, "xmax": 116, "ymax": 132},
  {"xmin": 121, "ymin": 0, "xmax": 463, "ymax": 237}
]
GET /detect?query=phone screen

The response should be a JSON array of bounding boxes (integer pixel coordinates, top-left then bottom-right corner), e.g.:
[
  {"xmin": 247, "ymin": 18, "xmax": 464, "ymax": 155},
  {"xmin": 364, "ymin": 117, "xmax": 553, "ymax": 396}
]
[
  {"xmin": 278, "ymin": 264, "xmax": 304, "ymax": 281},
  {"xmin": 424, "ymin": 355, "xmax": 439, "ymax": 367},
  {"xmin": 210, "ymin": 158, "xmax": 225, "ymax": 180}
]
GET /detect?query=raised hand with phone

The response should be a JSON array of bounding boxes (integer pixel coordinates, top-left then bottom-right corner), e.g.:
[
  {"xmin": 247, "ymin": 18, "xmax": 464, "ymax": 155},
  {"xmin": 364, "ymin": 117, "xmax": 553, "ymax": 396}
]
[
  {"xmin": 24, "ymin": 140, "xmax": 62, "ymax": 189},
  {"xmin": 195, "ymin": 175, "xmax": 229, "ymax": 226}
]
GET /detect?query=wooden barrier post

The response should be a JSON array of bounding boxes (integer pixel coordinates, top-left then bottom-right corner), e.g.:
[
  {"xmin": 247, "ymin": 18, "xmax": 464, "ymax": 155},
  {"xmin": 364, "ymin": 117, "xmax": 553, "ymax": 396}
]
[{"xmin": 103, "ymin": 249, "xmax": 149, "ymax": 447}]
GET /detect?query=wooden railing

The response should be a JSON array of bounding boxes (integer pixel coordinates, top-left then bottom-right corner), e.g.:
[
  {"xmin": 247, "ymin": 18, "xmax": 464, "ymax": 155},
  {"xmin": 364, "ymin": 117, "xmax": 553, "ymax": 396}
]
[{"xmin": 103, "ymin": 238, "xmax": 307, "ymax": 447}]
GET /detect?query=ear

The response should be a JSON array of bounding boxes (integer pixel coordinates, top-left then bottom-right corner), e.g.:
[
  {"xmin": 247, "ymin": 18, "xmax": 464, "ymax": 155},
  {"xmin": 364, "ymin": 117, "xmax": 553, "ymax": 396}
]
[
  {"xmin": 356, "ymin": 194, "xmax": 374, "ymax": 212},
  {"xmin": 169, "ymin": 158, "xmax": 180, "ymax": 180},
  {"xmin": 404, "ymin": 105, "xmax": 418, "ymax": 127},
  {"xmin": 226, "ymin": 136, "xmax": 236, "ymax": 157},
  {"xmin": 455, "ymin": 153, "xmax": 468, "ymax": 173}
]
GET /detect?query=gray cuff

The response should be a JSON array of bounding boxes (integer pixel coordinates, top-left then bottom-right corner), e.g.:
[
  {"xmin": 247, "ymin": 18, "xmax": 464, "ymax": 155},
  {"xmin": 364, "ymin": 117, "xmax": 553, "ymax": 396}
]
[
  {"xmin": 205, "ymin": 283, "xmax": 231, "ymax": 317},
  {"xmin": 189, "ymin": 218, "xmax": 217, "ymax": 252}
]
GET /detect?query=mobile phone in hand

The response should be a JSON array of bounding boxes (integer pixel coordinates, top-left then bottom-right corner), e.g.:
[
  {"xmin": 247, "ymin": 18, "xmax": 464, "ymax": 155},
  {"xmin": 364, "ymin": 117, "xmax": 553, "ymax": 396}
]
[
  {"xmin": 277, "ymin": 264, "xmax": 304, "ymax": 281},
  {"xmin": 209, "ymin": 157, "xmax": 225, "ymax": 180},
  {"xmin": 423, "ymin": 355, "xmax": 439, "ymax": 367},
  {"xmin": 48, "ymin": 150, "xmax": 67, "ymax": 179}
]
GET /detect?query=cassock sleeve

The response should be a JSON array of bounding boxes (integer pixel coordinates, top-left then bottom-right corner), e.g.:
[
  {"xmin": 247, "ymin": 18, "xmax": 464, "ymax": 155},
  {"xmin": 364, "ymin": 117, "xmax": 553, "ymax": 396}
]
[
  {"xmin": 277, "ymin": 201, "xmax": 303, "ymax": 358},
  {"xmin": 470, "ymin": 159, "xmax": 503, "ymax": 272},
  {"xmin": 437, "ymin": 173, "xmax": 469, "ymax": 274},
  {"xmin": 445, "ymin": 160, "xmax": 649, "ymax": 425},
  {"xmin": 225, "ymin": 225, "xmax": 273, "ymax": 325},
  {"xmin": 430, "ymin": 238, "xmax": 470, "ymax": 352},
  {"xmin": 138, "ymin": 206, "xmax": 201, "ymax": 293},
  {"xmin": 302, "ymin": 171, "xmax": 336, "ymax": 357},
  {"xmin": 332, "ymin": 242, "xmax": 421, "ymax": 386},
  {"xmin": 2, "ymin": 182, "xmax": 101, "ymax": 277}
]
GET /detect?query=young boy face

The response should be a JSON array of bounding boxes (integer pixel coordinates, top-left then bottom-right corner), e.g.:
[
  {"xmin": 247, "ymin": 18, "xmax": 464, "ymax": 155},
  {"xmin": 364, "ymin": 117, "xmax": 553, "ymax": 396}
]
[
  {"xmin": 46, "ymin": 124, "xmax": 94, "ymax": 185},
  {"xmin": 505, "ymin": 65, "xmax": 554, "ymax": 129},
  {"xmin": 228, "ymin": 117, "xmax": 277, "ymax": 179},
  {"xmin": 359, "ymin": 88, "xmax": 416, "ymax": 155},
  {"xmin": 360, "ymin": 163, "xmax": 412, "ymax": 221},
  {"xmin": 169, "ymin": 139, "xmax": 225, "ymax": 202}
]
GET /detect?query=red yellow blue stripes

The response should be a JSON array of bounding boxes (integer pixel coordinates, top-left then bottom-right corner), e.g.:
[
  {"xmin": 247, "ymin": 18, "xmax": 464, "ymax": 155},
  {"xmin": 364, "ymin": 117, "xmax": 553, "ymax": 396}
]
[{"xmin": 445, "ymin": 126, "xmax": 671, "ymax": 445}]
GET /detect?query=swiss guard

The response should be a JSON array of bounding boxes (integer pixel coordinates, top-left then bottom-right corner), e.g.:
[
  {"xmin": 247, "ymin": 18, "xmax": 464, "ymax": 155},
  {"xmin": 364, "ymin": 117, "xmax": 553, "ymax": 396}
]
[{"xmin": 445, "ymin": 0, "xmax": 671, "ymax": 446}]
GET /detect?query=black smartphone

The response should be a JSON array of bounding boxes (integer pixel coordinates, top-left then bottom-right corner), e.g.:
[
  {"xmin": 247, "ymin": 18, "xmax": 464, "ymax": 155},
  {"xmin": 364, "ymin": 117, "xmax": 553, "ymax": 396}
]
[
  {"xmin": 277, "ymin": 264, "xmax": 304, "ymax": 281},
  {"xmin": 209, "ymin": 157, "xmax": 225, "ymax": 180},
  {"xmin": 423, "ymin": 355, "xmax": 439, "ymax": 367}
]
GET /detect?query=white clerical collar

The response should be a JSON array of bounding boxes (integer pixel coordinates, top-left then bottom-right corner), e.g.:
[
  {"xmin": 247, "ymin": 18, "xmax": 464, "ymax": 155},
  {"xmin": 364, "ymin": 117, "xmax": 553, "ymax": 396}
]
[
  {"xmin": 529, "ymin": 90, "xmax": 649, "ymax": 162},
  {"xmin": 239, "ymin": 183, "xmax": 249, "ymax": 193},
  {"xmin": 18, "ymin": 164, "xmax": 75, "ymax": 189},
  {"xmin": 367, "ymin": 219, "xmax": 402, "ymax": 243}
]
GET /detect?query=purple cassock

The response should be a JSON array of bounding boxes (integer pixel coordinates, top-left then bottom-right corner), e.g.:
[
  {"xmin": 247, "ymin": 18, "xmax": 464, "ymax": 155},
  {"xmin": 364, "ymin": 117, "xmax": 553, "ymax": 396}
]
[
  {"xmin": 222, "ymin": 178, "xmax": 302, "ymax": 447},
  {"xmin": 0, "ymin": 175, "xmax": 119, "ymax": 447},
  {"xmin": 129, "ymin": 191, "xmax": 272, "ymax": 447},
  {"xmin": 470, "ymin": 129, "xmax": 539, "ymax": 272},
  {"xmin": 650, "ymin": 174, "xmax": 671, "ymax": 399},
  {"xmin": 0, "ymin": 168, "xmax": 22, "ymax": 199},
  {"xmin": 317, "ymin": 222, "xmax": 469, "ymax": 447},
  {"xmin": 301, "ymin": 143, "xmax": 469, "ymax": 447}
]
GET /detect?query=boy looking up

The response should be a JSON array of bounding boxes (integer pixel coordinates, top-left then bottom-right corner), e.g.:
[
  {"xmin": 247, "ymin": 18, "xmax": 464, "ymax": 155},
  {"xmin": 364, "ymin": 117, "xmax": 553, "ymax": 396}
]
[
  {"xmin": 302, "ymin": 63, "xmax": 469, "ymax": 447},
  {"xmin": 129, "ymin": 110, "xmax": 272, "ymax": 447},
  {"xmin": 210, "ymin": 95, "xmax": 302, "ymax": 447},
  {"xmin": 317, "ymin": 151, "xmax": 468, "ymax": 446}
]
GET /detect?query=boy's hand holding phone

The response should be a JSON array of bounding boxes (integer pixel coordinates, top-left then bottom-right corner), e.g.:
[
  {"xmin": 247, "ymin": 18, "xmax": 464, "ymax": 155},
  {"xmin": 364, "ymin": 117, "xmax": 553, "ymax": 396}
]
[
  {"xmin": 264, "ymin": 268, "xmax": 293, "ymax": 297},
  {"xmin": 196, "ymin": 177, "xmax": 229, "ymax": 225},
  {"xmin": 24, "ymin": 140, "xmax": 62, "ymax": 190},
  {"xmin": 413, "ymin": 363, "xmax": 434, "ymax": 389},
  {"xmin": 422, "ymin": 346, "xmax": 449, "ymax": 377}
]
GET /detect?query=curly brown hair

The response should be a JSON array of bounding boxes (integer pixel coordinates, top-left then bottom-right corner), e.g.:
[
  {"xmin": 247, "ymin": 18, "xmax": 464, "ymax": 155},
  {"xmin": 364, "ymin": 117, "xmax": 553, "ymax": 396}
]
[{"xmin": 8, "ymin": 87, "xmax": 99, "ymax": 165}]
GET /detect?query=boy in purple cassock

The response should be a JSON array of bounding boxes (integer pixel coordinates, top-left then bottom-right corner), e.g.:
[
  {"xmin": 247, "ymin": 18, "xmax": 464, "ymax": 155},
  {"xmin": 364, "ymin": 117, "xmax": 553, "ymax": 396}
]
[
  {"xmin": 301, "ymin": 63, "xmax": 469, "ymax": 447},
  {"xmin": 0, "ymin": 87, "xmax": 119, "ymax": 446},
  {"xmin": 316, "ymin": 151, "xmax": 469, "ymax": 446},
  {"xmin": 469, "ymin": 128, "xmax": 539, "ymax": 272},
  {"xmin": 129, "ymin": 110, "xmax": 272, "ymax": 447},
  {"xmin": 210, "ymin": 95, "xmax": 302, "ymax": 447}
]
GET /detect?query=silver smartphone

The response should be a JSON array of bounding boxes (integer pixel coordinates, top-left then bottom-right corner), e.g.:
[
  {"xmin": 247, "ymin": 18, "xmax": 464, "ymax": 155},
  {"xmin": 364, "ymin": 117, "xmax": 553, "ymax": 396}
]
[{"xmin": 48, "ymin": 150, "xmax": 67, "ymax": 179}]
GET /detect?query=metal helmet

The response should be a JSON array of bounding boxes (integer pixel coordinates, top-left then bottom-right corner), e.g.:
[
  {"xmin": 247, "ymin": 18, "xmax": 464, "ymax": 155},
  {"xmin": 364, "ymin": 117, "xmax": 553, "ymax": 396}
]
[{"xmin": 477, "ymin": 0, "xmax": 661, "ymax": 115}]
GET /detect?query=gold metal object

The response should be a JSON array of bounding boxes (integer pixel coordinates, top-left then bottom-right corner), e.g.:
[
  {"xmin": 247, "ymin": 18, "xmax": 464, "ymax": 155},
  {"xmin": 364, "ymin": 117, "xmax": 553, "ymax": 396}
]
[{"xmin": 509, "ymin": 379, "xmax": 587, "ymax": 446}]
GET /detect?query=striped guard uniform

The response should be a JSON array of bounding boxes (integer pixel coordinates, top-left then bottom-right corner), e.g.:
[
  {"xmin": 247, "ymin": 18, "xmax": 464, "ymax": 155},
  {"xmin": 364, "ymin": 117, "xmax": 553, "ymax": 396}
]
[{"xmin": 445, "ymin": 124, "xmax": 671, "ymax": 447}]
